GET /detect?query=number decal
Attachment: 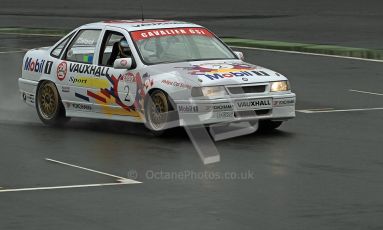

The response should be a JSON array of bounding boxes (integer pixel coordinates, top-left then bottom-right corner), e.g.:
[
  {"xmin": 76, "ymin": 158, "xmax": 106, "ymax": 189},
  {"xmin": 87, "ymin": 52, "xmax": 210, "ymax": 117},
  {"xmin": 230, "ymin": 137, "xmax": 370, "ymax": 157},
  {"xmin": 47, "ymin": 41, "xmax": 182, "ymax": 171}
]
[
  {"xmin": 117, "ymin": 73, "xmax": 136, "ymax": 107},
  {"xmin": 124, "ymin": 85, "xmax": 131, "ymax": 102}
]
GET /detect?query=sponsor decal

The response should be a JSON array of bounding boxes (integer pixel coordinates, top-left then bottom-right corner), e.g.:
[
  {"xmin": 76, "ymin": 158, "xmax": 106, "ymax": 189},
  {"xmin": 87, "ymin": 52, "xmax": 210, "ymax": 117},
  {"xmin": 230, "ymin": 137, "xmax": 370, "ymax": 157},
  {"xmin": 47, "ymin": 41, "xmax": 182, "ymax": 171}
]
[
  {"xmin": 178, "ymin": 105, "xmax": 199, "ymax": 113},
  {"xmin": 77, "ymin": 38, "xmax": 96, "ymax": 45},
  {"xmin": 69, "ymin": 76, "xmax": 109, "ymax": 88},
  {"xmin": 217, "ymin": 111, "xmax": 234, "ymax": 119},
  {"xmin": 131, "ymin": 28, "xmax": 213, "ymax": 41},
  {"xmin": 65, "ymin": 102, "xmax": 92, "ymax": 111},
  {"xmin": 178, "ymin": 63, "xmax": 271, "ymax": 80},
  {"xmin": 68, "ymin": 103, "xmax": 92, "ymax": 111},
  {"xmin": 69, "ymin": 63, "xmax": 109, "ymax": 77},
  {"xmin": 161, "ymin": 79, "xmax": 191, "ymax": 89},
  {"xmin": 143, "ymin": 73, "xmax": 154, "ymax": 89},
  {"xmin": 104, "ymin": 20, "xmax": 190, "ymax": 27},
  {"xmin": 57, "ymin": 62, "xmax": 67, "ymax": 81},
  {"xmin": 104, "ymin": 19, "xmax": 169, "ymax": 24},
  {"xmin": 131, "ymin": 21, "xmax": 188, "ymax": 28},
  {"xmin": 120, "ymin": 59, "xmax": 128, "ymax": 66},
  {"xmin": 273, "ymin": 98, "xmax": 295, "ymax": 107},
  {"xmin": 181, "ymin": 63, "xmax": 253, "ymax": 75},
  {"xmin": 82, "ymin": 55, "xmax": 93, "ymax": 63},
  {"xmin": 62, "ymin": 86, "xmax": 70, "ymax": 92},
  {"xmin": 69, "ymin": 77, "xmax": 87, "ymax": 85},
  {"xmin": 236, "ymin": 99, "xmax": 272, "ymax": 109},
  {"xmin": 213, "ymin": 104, "xmax": 233, "ymax": 111},
  {"xmin": 119, "ymin": 72, "xmax": 136, "ymax": 83},
  {"xmin": 22, "ymin": 92, "xmax": 34, "ymax": 104},
  {"xmin": 204, "ymin": 104, "xmax": 234, "ymax": 112},
  {"xmin": 24, "ymin": 57, "xmax": 52, "ymax": 74},
  {"xmin": 203, "ymin": 70, "xmax": 269, "ymax": 80},
  {"xmin": 26, "ymin": 93, "xmax": 34, "ymax": 104}
]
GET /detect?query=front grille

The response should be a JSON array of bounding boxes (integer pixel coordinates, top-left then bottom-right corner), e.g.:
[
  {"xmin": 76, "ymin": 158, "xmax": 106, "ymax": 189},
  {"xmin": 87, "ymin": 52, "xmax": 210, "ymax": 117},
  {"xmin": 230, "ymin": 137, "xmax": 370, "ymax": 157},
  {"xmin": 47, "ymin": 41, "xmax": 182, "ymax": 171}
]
[
  {"xmin": 227, "ymin": 85, "xmax": 266, "ymax": 94},
  {"xmin": 234, "ymin": 109, "xmax": 271, "ymax": 118}
]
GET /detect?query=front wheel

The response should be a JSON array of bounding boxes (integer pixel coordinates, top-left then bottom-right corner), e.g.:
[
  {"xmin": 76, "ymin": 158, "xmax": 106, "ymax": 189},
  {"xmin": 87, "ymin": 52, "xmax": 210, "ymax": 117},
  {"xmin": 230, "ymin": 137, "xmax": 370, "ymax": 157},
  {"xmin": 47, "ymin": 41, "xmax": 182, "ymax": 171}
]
[
  {"xmin": 36, "ymin": 81, "xmax": 70, "ymax": 126},
  {"xmin": 144, "ymin": 90, "xmax": 171, "ymax": 136}
]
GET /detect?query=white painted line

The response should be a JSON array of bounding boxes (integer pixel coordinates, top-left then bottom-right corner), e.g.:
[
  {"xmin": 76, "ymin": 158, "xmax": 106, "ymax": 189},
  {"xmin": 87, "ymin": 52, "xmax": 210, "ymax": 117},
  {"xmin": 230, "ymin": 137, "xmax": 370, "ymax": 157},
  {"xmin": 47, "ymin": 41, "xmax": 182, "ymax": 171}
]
[
  {"xmin": 230, "ymin": 46, "xmax": 383, "ymax": 63},
  {"xmin": 45, "ymin": 158, "xmax": 141, "ymax": 184},
  {"xmin": 349, "ymin": 89, "xmax": 383, "ymax": 96},
  {"xmin": 0, "ymin": 50, "xmax": 25, "ymax": 54},
  {"xmin": 0, "ymin": 182, "xmax": 136, "ymax": 193},
  {"xmin": 297, "ymin": 107, "xmax": 383, "ymax": 114},
  {"xmin": 305, "ymin": 108, "xmax": 334, "ymax": 111}
]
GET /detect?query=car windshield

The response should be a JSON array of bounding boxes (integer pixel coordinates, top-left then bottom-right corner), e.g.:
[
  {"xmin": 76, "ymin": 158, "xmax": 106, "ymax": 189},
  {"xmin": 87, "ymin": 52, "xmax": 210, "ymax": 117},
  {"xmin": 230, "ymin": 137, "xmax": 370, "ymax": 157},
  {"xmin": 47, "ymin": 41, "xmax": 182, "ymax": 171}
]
[{"xmin": 131, "ymin": 27, "xmax": 237, "ymax": 64}]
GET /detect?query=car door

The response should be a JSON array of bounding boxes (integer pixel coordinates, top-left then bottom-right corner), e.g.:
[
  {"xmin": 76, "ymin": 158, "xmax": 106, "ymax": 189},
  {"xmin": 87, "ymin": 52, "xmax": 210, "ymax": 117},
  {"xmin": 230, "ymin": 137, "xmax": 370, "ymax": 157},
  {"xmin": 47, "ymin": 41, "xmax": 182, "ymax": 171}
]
[
  {"xmin": 60, "ymin": 28, "xmax": 104, "ymax": 112},
  {"xmin": 91, "ymin": 27, "xmax": 141, "ymax": 118}
]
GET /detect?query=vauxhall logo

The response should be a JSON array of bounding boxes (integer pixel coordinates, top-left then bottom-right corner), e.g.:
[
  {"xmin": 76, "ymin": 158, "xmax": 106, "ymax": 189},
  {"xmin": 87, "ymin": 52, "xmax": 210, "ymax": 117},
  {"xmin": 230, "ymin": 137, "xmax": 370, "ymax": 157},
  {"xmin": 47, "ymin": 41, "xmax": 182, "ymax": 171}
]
[
  {"xmin": 69, "ymin": 63, "xmax": 110, "ymax": 77},
  {"xmin": 237, "ymin": 100, "xmax": 271, "ymax": 108}
]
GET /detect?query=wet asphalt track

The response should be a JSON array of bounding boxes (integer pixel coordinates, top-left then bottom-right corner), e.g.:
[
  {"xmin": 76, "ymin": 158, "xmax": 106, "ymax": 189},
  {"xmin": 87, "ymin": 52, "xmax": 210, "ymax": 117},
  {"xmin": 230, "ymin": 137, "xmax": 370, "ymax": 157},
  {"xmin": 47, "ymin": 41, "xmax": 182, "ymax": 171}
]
[
  {"xmin": 1, "ymin": 1, "xmax": 383, "ymax": 229},
  {"xmin": 0, "ymin": 34, "xmax": 383, "ymax": 229}
]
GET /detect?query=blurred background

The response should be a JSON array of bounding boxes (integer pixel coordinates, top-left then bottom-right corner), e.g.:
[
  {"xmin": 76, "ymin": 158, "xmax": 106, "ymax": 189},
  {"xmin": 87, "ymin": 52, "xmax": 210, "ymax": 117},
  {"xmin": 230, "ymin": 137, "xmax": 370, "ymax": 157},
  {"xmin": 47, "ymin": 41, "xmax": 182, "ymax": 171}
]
[{"xmin": 1, "ymin": 0, "xmax": 383, "ymax": 48}]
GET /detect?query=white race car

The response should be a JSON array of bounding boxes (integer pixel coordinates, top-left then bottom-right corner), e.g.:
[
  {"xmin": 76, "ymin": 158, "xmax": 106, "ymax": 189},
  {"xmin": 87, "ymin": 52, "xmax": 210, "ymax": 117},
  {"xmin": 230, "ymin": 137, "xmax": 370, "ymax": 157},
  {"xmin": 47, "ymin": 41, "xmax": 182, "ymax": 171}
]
[{"xmin": 18, "ymin": 19, "xmax": 295, "ymax": 134}]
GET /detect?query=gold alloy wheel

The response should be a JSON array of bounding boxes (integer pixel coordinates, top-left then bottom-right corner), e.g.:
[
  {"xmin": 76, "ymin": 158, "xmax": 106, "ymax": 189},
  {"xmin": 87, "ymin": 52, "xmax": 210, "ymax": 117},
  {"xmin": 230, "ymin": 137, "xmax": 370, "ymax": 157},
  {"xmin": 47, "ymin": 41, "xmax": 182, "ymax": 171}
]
[
  {"xmin": 147, "ymin": 91, "xmax": 169, "ymax": 131},
  {"xmin": 37, "ymin": 82, "xmax": 59, "ymax": 120}
]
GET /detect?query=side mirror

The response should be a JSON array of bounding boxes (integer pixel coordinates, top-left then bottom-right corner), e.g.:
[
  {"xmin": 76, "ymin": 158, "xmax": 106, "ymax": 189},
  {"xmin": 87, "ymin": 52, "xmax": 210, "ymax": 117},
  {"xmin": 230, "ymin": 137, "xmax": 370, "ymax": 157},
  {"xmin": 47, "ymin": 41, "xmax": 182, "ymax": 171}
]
[
  {"xmin": 234, "ymin": 51, "xmax": 244, "ymax": 61},
  {"xmin": 113, "ymin": 58, "xmax": 132, "ymax": 69}
]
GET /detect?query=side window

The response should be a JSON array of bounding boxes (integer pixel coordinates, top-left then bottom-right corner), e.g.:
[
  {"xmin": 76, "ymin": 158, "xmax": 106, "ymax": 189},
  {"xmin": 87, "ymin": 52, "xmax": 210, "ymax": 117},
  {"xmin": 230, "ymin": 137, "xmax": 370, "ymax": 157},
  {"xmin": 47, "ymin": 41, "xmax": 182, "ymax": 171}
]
[
  {"xmin": 64, "ymin": 30, "xmax": 101, "ymax": 64},
  {"xmin": 99, "ymin": 32, "xmax": 125, "ymax": 66},
  {"xmin": 50, "ymin": 32, "xmax": 75, "ymax": 58},
  {"xmin": 99, "ymin": 30, "xmax": 135, "ymax": 68}
]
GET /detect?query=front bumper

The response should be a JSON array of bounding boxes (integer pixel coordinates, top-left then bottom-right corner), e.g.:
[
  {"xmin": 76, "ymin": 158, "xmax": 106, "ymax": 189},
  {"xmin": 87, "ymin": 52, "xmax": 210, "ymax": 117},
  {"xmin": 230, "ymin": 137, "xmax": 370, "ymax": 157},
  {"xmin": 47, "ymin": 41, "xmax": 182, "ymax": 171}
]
[{"xmin": 174, "ymin": 93, "xmax": 296, "ymax": 126}]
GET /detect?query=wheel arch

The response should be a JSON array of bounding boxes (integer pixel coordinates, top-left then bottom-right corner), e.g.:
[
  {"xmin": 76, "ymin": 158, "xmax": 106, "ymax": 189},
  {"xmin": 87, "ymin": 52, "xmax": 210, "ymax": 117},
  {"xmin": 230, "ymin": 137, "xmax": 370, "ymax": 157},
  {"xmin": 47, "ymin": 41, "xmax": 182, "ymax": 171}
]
[
  {"xmin": 34, "ymin": 80, "xmax": 70, "ymax": 125},
  {"xmin": 36, "ymin": 79, "xmax": 63, "ymax": 101},
  {"xmin": 146, "ymin": 88, "xmax": 176, "ymax": 110},
  {"xmin": 35, "ymin": 79, "xmax": 66, "ymax": 114}
]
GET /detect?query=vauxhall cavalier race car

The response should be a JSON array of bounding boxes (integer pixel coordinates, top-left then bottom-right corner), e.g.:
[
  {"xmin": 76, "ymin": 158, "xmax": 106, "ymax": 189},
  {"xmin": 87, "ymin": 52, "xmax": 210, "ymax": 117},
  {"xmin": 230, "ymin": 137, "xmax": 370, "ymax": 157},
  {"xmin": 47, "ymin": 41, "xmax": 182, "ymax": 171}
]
[{"xmin": 18, "ymin": 19, "xmax": 296, "ymax": 134}]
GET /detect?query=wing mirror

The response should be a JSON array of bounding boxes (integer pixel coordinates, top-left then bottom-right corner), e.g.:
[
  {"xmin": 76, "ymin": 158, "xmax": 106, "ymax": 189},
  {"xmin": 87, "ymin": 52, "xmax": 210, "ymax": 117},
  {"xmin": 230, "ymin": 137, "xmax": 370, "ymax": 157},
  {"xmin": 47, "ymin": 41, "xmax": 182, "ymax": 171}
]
[
  {"xmin": 233, "ymin": 51, "xmax": 245, "ymax": 61},
  {"xmin": 113, "ymin": 58, "xmax": 133, "ymax": 69}
]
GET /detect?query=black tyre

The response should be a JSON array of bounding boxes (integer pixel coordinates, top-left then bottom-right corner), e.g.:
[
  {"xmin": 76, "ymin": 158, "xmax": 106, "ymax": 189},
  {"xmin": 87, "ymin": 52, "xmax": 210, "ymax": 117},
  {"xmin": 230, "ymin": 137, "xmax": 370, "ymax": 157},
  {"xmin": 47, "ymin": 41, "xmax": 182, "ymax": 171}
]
[
  {"xmin": 144, "ymin": 90, "xmax": 171, "ymax": 136},
  {"xmin": 36, "ymin": 81, "xmax": 70, "ymax": 126},
  {"xmin": 257, "ymin": 120, "xmax": 283, "ymax": 132}
]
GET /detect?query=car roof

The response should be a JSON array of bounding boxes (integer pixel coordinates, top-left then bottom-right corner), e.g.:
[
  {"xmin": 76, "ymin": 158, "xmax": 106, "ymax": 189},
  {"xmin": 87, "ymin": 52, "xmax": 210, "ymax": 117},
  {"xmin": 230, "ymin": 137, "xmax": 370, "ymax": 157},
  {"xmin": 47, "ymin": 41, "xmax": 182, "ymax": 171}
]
[{"xmin": 82, "ymin": 19, "xmax": 204, "ymax": 32}]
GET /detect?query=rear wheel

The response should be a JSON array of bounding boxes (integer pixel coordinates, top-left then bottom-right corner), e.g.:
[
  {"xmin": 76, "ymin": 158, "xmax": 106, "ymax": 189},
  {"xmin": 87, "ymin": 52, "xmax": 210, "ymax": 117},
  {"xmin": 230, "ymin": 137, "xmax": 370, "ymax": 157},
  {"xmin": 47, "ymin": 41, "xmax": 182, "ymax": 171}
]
[
  {"xmin": 144, "ymin": 90, "xmax": 170, "ymax": 136},
  {"xmin": 257, "ymin": 120, "xmax": 283, "ymax": 132},
  {"xmin": 36, "ymin": 81, "xmax": 69, "ymax": 126}
]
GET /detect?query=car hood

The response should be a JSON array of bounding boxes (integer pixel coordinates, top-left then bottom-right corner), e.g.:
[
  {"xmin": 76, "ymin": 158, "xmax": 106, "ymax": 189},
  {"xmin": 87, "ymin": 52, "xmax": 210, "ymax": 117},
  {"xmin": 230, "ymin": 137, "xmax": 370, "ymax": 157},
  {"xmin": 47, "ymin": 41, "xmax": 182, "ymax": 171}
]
[{"xmin": 143, "ymin": 59, "xmax": 287, "ymax": 86}]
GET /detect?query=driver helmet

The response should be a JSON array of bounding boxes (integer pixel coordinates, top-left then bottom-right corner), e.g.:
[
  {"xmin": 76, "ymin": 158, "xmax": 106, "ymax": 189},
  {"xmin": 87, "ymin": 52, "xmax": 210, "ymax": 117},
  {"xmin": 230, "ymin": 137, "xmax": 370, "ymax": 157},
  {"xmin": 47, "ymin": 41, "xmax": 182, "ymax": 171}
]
[{"xmin": 118, "ymin": 38, "xmax": 130, "ymax": 57}]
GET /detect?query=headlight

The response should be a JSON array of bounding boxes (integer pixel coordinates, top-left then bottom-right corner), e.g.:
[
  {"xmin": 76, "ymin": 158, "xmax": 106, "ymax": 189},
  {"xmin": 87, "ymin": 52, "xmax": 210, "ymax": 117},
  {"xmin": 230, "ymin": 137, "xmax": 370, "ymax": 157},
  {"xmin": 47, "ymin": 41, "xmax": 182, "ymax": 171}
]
[
  {"xmin": 191, "ymin": 86, "xmax": 228, "ymax": 97},
  {"xmin": 270, "ymin": 81, "xmax": 289, "ymax": 92}
]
